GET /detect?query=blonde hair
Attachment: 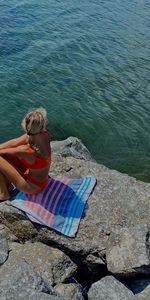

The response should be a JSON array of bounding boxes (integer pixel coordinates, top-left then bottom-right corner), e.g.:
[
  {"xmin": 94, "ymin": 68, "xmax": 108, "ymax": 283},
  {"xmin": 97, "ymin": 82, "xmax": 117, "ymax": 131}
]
[{"xmin": 22, "ymin": 108, "xmax": 47, "ymax": 135}]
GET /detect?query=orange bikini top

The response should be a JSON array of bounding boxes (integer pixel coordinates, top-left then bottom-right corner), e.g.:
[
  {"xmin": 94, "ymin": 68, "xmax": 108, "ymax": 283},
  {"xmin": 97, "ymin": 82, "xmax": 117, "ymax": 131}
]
[{"xmin": 21, "ymin": 130, "xmax": 51, "ymax": 170}]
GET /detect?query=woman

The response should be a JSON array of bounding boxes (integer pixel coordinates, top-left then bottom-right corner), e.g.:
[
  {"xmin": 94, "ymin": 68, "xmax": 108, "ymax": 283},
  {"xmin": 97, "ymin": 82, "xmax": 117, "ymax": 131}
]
[{"xmin": 0, "ymin": 108, "xmax": 51, "ymax": 200}]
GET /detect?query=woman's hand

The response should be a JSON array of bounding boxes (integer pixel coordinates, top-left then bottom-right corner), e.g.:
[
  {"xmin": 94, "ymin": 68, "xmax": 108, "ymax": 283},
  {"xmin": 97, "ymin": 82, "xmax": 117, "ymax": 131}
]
[
  {"xmin": 0, "ymin": 134, "xmax": 27, "ymax": 150},
  {"xmin": 0, "ymin": 144, "xmax": 29, "ymax": 157}
]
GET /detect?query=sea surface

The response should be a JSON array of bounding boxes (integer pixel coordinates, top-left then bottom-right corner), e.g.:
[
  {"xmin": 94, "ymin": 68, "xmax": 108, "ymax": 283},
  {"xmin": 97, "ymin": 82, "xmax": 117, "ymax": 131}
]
[{"xmin": 0, "ymin": 0, "xmax": 150, "ymax": 181}]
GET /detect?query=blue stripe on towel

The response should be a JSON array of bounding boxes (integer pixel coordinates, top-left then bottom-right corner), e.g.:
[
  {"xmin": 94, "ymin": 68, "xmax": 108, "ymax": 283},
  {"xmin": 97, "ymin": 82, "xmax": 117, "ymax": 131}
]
[
  {"xmin": 52, "ymin": 179, "xmax": 76, "ymax": 228},
  {"xmin": 56, "ymin": 178, "xmax": 81, "ymax": 231},
  {"xmin": 67, "ymin": 177, "xmax": 91, "ymax": 236},
  {"xmin": 60, "ymin": 177, "xmax": 87, "ymax": 234},
  {"xmin": 16, "ymin": 191, "xmax": 26, "ymax": 200},
  {"xmin": 62, "ymin": 176, "xmax": 89, "ymax": 235}
]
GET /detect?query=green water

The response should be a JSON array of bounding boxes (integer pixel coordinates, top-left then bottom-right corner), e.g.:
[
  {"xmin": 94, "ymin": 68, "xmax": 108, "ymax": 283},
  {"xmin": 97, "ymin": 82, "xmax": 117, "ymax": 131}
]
[{"xmin": 0, "ymin": 0, "xmax": 150, "ymax": 181}]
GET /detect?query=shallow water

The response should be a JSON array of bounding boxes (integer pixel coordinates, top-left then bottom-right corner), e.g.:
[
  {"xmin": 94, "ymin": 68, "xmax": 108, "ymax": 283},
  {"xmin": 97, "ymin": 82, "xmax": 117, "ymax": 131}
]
[{"xmin": 0, "ymin": 0, "xmax": 150, "ymax": 181}]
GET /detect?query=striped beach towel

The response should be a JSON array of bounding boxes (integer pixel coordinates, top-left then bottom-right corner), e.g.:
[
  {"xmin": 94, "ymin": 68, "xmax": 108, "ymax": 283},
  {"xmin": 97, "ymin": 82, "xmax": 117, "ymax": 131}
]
[{"xmin": 11, "ymin": 176, "xmax": 96, "ymax": 237}]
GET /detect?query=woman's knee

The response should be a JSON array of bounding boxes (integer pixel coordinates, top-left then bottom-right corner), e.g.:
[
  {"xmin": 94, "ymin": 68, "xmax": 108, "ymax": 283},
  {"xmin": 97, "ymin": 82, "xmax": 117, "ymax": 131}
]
[{"xmin": 15, "ymin": 179, "xmax": 40, "ymax": 194}]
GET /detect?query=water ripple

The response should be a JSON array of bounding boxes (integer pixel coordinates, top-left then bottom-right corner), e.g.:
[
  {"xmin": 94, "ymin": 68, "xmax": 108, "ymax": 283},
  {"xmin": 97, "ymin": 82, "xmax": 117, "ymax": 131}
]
[{"xmin": 0, "ymin": 0, "xmax": 150, "ymax": 181}]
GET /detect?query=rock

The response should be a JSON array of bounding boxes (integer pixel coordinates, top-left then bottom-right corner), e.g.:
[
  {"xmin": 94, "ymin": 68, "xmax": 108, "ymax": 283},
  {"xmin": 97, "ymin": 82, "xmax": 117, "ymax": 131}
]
[
  {"xmin": 106, "ymin": 224, "xmax": 150, "ymax": 276},
  {"xmin": 37, "ymin": 156, "xmax": 150, "ymax": 276},
  {"xmin": 51, "ymin": 137, "xmax": 95, "ymax": 162},
  {"xmin": 128, "ymin": 285, "xmax": 150, "ymax": 299},
  {"xmin": 0, "ymin": 261, "xmax": 64, "ymax": 300},
  {"xmin": 0, "ymin": 223, "xmax": 19, "ymax": 242},
  {"xmin": 0, "ymin": 291, "xmax": 63, "ymax": 300},
  {"xmin": 88, "ymin": 276, "xmax": 133, "ymax": 300},
  {"xmin": 0, "ymin": 242, "xmax": 77, "ymax": 286},
  {"xmin": 85, "ymin": 253, "xmax": 105, "ymax": 273},
  {"xmin": 0, "ymin": 201, "xmax": 37, "ymax": 242},
  {"xmin": 0, "ymin": 293, "xmax": 62, "ymax": 300},
  {"xmin": 1, "ymin": 137, "xmax": 150, "ymax": 280},
  {"xmin": 54, "ymin": 283, "xmax": 85, "ymax": 300},
  {"xmin": 0, "ymin": 229, "xmax": 8, "ymax": 265}
]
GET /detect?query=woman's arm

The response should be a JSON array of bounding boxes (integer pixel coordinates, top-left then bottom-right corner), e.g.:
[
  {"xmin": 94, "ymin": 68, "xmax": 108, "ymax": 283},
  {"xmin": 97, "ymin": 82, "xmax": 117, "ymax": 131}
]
[
  {"xmin": 0, "ymin": 134, "xmax": 27, "ymax": 150},
  {"xmin": 0, "ymin": 144, "xmax": 29, "ymax": 157}
]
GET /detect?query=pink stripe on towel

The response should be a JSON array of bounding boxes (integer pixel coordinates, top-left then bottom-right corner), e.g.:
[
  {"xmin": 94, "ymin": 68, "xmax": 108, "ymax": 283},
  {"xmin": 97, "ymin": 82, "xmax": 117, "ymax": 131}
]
[{"xmin": 11, "ymin": 176, "xmax": 96, "ymax": 237}]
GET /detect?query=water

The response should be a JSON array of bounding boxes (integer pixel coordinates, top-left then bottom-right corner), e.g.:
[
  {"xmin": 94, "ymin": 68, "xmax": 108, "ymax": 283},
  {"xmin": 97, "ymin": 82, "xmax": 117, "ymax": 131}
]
[{"xmin": 0, "ymin": 0, "xmax": 150, "ymax": 181}]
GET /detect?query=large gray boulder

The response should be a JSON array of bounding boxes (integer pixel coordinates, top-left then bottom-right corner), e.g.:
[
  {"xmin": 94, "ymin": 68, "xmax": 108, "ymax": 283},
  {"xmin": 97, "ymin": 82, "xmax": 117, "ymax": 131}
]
[
  {"xmin": 106, "ymin": 224, "xmax": 150, "ymax": 276},
  {"xmin": 0, "ymin": 242, "xmax": 77, "ymax": 286},
  {"xmin": 0, "ymin": 261, "xmax": 64, "ymax": 300},
  {"xmin": 88, "ymin": 276, "xmax": 133, "ymax": 300},
  {"xmin": 37, "ymin": 155, "xmax": 150, "ymax": 276},
  {"xmin": 1, "ymin": 137, "xmax": 150, "ymax": 280}
]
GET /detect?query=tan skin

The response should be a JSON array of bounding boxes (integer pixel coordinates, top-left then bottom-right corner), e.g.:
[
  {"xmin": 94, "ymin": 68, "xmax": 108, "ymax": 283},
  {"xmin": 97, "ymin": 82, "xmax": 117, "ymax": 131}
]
[{"xmin": 0, "ymin": 131, "xmax": 51, "ymax": 200}]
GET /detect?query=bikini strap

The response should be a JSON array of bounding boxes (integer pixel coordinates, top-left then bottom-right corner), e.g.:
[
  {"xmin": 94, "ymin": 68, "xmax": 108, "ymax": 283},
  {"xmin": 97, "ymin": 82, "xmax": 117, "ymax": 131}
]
[
  {"xmin": 26, "ymin": 144, "xmax": 35, "ymax": 157},
  {"xmin": 42, "ymin": 130, "xmax": 50, "ymax": 142}
]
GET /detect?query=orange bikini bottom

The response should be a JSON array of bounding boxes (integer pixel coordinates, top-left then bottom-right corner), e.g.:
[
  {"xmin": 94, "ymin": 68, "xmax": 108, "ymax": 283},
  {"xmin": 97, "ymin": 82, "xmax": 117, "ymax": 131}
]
[
  {"xmin": 24, "ymin": 170, "xmax": 48, "ymax": 189},
  {"xmin": 2, "ymin": 155, "xmax": 48, "ymax": 189}
]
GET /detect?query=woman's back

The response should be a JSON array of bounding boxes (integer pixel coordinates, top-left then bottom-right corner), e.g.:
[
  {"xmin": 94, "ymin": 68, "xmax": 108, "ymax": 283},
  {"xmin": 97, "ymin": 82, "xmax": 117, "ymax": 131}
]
[{"xmin": 20, "ymin": 130, "xmax": 51, "ymax": 183}]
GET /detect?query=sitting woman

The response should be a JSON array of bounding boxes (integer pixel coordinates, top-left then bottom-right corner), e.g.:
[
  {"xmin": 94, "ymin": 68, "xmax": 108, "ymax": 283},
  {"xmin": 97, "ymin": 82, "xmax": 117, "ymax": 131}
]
[{"xmin": 0, "ymin": 108, "xmax": 51, "ymax": 200}]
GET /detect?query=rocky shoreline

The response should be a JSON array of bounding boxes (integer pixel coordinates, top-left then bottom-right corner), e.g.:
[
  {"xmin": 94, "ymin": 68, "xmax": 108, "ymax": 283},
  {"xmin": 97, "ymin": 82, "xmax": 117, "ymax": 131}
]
[{"xmin": 0, "ymin": 137, "xmax": 150, "ymax": 299}]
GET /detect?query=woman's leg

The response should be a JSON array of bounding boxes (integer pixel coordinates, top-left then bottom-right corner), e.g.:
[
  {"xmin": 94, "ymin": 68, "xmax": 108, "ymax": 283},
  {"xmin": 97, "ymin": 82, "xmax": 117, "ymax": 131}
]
[
  {"xmin": 2, "ymin": 154, "xmax": 26, "ymax": 175},
  {"xmin": 0, "ymin": 172, "xmax": 10, "ymax": 200},
  {"xmin": 0, "ymin": 157, "xmax": 41, "ymax": 195}
]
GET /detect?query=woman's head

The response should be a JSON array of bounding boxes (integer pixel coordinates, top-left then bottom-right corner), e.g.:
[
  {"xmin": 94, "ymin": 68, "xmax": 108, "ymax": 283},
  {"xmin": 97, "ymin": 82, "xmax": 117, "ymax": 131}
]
[{"xmin": 22, "ymin": 108, "xmax": 47, "ymax": 135}]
